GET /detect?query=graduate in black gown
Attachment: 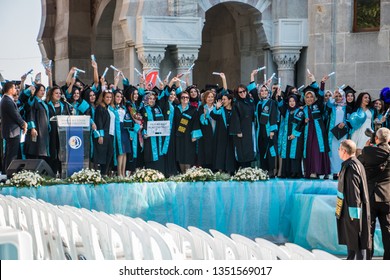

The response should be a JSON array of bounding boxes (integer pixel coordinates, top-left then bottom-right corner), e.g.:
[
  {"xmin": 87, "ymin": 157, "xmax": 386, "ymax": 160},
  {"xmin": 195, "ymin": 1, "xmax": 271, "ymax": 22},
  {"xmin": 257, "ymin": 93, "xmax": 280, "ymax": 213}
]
[
  {"xmin": 24, "ymin": 84, "xmax": 50, "ymax": 162},
  {"xmin": 46, "ymin": 86, "xmax": 70, "ymax": 175},
  {"xmin": 94, "ymin": 90, "xmax": 114, "ymax": 175},
  {"xmin": 125, "ymin": 86, "xmax": 144, "ymax": 172},
  {"xmin": 140, "ymin": 92, "xmax": 165, "ymax": 173},
  {"xmin": 229, "ymin": 84, "xmax": 256, "ymax": 168},
  {"xmin": 254, "ymin": 84, "xmax": 279, "ymax": 177},
  {"xmin": 158, "ymin": 79, "xmax": 180, "ymax": 177},
  {"xmin": 277, "ymin": 94, "xmax": 305, "ymax": 178},
  {"xmin": 198, "ymin": 90, "xmax": 216, "ymax": 169},
  {"xmin": 174, "ymin": 91, "xmax": 202, "ymax": 173},
  {"xmin": 210, "ymin": 93, "xmax": 237, "ymax": 174}
]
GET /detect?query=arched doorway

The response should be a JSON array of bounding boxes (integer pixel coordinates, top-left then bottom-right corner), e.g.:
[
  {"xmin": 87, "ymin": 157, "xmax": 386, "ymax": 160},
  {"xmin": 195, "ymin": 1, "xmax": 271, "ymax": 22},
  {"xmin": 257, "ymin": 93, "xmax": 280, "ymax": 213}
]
[
  {"xmin": 194, "ymin": 2, "xmax": 270, "ymax": 90},
  {"xmin": 92, "ymin": 0, "xmax": 116, "ymax": 81}
]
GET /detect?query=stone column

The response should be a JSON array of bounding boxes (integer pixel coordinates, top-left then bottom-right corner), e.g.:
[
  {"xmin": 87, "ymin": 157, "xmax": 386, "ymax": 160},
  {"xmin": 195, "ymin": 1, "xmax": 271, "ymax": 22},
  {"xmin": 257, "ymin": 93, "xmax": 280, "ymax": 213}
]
[
  {"xmin": 271, "ymin": 46, "xmax": 302, "ymax": 88},
  {"xmin": 172, "ymin": 46, "xmax": 200, "ymax": 85},
  {"xmin": 136, "ymin": 45, "xmax": 166, "ymax": 74}
]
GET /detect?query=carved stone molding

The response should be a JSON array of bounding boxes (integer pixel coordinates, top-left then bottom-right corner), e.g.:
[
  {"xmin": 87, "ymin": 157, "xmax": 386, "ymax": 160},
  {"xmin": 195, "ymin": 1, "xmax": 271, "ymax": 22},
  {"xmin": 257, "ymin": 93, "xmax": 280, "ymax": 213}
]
[
  {"xmin": 171, "ymin": 47, "xmax": 200, "ymax": 70},
  {"xmin": 271, "ymin": 47, "xmax": 301, "ymax": 70},
  {"xmin": 136, "ymin": 45, "xmax": 166, "ymax": 70}
]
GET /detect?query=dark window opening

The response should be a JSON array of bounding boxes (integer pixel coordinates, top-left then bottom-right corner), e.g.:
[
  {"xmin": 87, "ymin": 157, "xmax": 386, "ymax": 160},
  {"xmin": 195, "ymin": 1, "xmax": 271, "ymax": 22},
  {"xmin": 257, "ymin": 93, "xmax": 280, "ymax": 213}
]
[{"xmin": 353, "ymin": 0, "xmax": 380, "ymax": 32}]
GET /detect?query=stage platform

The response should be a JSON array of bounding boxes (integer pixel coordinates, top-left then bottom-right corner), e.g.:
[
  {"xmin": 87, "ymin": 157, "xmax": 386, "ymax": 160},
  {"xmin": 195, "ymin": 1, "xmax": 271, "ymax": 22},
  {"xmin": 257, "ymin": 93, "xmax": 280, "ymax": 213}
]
[{"xmin": 0, "ymin": 179, "xmax": 384, "ymax": 256}]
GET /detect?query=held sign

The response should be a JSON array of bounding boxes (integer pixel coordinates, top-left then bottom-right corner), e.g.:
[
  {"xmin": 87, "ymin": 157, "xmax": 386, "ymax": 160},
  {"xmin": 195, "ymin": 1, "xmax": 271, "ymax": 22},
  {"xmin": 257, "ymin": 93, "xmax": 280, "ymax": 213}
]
[{"xmin": 147, "ymin": 120, "xmax": 171, "ymax": 136}]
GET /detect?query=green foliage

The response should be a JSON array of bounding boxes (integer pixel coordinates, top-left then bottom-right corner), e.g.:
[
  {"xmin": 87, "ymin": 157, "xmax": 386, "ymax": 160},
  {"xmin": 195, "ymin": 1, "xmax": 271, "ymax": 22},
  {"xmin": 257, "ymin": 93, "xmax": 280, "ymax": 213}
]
[{"xmin": 356, "ymin": 0, "xmax": 380, "ymax": 30}]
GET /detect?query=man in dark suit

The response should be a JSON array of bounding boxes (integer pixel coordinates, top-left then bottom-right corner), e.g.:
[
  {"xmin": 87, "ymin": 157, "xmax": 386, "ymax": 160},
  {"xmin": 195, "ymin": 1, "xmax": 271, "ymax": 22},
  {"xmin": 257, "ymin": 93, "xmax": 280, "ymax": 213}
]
[
  {"xmin": 359, "ymin": 127, "xmax": 390, "ymax": 259},
  {"xmin": 0, "ymin": 82, "xmax": 27, "ymax": 172}
]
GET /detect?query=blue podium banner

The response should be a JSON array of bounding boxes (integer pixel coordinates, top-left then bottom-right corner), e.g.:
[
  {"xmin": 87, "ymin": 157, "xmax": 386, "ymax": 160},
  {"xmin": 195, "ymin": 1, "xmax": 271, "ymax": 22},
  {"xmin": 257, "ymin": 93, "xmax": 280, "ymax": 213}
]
[{"xmin": 66, "ymin": 126, "xmax": 84, "ymax": 176}]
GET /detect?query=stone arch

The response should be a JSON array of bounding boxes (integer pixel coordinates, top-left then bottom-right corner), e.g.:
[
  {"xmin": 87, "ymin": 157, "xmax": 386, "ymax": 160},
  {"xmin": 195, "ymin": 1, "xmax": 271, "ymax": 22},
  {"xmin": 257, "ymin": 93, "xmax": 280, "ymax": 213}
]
[
  {"xmin": 92, "ymin": 0, "xmax": 116, "ymax": 81},
  {"xmin": 195, "ymin": 0, "xmax": 273, "ymax": 88},
  {"xmin": 38, "ymin": 0, "xmax": 57, "ymax": 63}
]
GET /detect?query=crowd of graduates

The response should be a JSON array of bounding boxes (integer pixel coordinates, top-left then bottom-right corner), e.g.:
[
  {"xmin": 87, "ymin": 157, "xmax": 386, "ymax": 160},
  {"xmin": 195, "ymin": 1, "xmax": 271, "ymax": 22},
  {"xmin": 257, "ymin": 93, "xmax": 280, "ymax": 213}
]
[{"xmin": 1, "ymin": 58, "xmax": 390, "ymax": 179}]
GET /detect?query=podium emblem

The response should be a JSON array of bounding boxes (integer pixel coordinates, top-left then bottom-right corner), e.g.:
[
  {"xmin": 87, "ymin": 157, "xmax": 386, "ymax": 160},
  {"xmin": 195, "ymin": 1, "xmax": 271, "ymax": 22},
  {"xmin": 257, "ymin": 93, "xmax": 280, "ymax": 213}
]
[{"xmin": 68, "ymin": 136, "xmax": 82, "ymax": 149}]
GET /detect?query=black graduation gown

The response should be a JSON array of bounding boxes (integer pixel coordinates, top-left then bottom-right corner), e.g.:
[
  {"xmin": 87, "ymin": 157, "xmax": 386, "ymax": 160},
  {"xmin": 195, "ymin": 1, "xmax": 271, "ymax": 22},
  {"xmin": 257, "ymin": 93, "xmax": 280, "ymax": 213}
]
[
  {"xmin": 174, "ymin": 105, "xmax": 201, "ymax": 165},
  {"xmin": 336, "ymin": 157, "xmax": 371, "ymax": 252},
  {"xmin": 140, "ymin": 104, "xmax": 165, "ymax": 173},
  {"xmin": 47, "ymin": 101, "xmax": 70, "ymax": 173},
  {"xmin": 93, "ymin": 105, "xmax": 113, "ymax": 165},
  {"xmin": 210, "ymin": 107, "xmax": 236, "ymax": 173},
  {"xmin": 24, "ymin": 97, "xmax": 50, "ymax": 157},
  {"xmin": 157, "ymin": 92, "xmax": 178, "ymax": 177},
  {"xmin": 278, "ymin": 104, "xmax": 305, "ymax": 178},
  {"xmin": 229, "ymin": 97, "xmax": 256, "ymax": 163},
  {"xmin": 198, "ymin": 104, "xmax": 215, "ymax": 168},
  {"xmin": 255, "ymin": 98, "xmax": 279, "ymax": 174}
]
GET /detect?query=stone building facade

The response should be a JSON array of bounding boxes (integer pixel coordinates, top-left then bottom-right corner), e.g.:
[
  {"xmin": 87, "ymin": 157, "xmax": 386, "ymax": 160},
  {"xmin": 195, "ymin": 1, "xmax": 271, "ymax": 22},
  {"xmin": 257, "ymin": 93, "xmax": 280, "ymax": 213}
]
[{"xmin": 38, "ymin": 0, "xmax": 390, "ymax": 96}]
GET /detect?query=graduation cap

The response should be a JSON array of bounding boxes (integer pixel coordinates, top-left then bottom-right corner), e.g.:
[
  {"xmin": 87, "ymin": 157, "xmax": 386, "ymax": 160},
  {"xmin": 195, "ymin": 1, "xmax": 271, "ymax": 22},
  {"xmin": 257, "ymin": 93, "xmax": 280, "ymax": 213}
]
[
  {"xmin": 284, "ymin": 85, "xmax": 296, "ymax": 95},
  {"xmin": 151, "ymin": 86, "xmax": 161, "ymax": 95},
  {"xmin": 330, "ymin": 125, "xmax": 349, "ymax": 140},
  {"xmin": 303, "ymin": 85, "xmax": 318, "ymax": 95},
  {"xmin": 343, "ymin": 85, "xmax": 356, "ymax": 95},
  {"xmin": 205, "ymin": 84, "xmax": 219, "ymax": 91}
]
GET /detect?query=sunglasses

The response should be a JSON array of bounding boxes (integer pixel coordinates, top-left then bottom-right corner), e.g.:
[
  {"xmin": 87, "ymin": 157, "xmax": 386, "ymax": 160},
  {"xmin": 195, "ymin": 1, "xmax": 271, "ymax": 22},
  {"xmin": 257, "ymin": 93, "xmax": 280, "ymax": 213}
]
[
  {"xmin": 181, "ymin": 96, "xmax": 189, "ymax": 99},
  {"xmin": 238, "ymin": 90, "xmax": 246, "ymax": 94}
]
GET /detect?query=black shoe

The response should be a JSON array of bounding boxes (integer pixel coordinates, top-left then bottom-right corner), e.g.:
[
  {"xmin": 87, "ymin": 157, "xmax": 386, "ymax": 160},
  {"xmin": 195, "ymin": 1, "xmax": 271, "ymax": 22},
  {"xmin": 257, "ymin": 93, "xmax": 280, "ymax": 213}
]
[
  {"xmin": 333, "ymin": 174, "xmax": 339, "ymax": 180},
  {"xmin": 323, "ymin": 175, "xmax": 329, "ymax": 180}
]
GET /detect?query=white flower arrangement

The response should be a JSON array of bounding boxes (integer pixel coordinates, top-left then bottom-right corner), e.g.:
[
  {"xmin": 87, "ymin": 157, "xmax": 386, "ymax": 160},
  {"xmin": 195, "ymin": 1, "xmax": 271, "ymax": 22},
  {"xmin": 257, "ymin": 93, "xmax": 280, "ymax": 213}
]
[
  {"xmin": 180, "ymin": 166, "xmax": 215, "ymax": 182},
  {"xmin": 130, "ymin": 168, "xmax": 165, "ymax": 183},
  {"xmin": 231, "ymin": 167, "xmax": 269, "ymax": 182},
  {"xmin": 68, "ymin": 168, "xmax": 106, "ymax": 185},
  {"xmin": 5, "ymin": 170, "xmax": 44, "ymax": 187}
]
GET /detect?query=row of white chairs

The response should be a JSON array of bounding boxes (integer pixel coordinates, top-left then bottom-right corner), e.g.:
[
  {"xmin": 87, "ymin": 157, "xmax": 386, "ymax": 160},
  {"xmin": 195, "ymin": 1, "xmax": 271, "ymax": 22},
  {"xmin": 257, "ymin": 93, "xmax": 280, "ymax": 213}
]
[{"xmin": 0, "ymin": 194, "xmax": 340, "ymax": 260}]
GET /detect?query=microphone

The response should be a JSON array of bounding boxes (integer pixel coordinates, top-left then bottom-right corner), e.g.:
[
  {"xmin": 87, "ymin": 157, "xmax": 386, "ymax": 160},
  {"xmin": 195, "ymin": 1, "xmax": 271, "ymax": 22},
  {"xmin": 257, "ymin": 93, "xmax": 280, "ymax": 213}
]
[{"xmin": 61, "ymin": 94, "xmax": 73, "ymax": 108}]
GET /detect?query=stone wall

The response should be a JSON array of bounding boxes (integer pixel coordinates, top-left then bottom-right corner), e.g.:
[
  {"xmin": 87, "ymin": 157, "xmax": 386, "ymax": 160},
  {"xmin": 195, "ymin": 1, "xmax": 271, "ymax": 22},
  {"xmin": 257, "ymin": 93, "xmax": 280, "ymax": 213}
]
[{"xmin": 307, "ymin": 0, "xmax": 390, "ymax": 98}]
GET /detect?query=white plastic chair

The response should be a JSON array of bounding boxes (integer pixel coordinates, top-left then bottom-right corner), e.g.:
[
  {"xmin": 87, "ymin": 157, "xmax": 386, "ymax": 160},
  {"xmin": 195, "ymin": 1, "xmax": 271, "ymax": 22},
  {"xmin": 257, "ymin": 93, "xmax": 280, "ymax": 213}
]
[
  {"xmin": 282, "ymin": 242, "xmax": 316, "ymax": 260},
  {"xmin": 148, "ymin": 220, "xmax": 185, "ymax": 259},
  {"xmin": 166, "ymin": 222, "xmax": 198, "ymax": 259},
  {"xmin": 209, "ymin": 229, "xmax": 239, "ymax": 260},
  {"xmin": 312, "ymin": 249, "xmax": 341, "ymax": 260},
  {"xmin": 79, "ymin": 208, "xmax": 112, "ymax": 260},
  {"xmin": 254, "ymin": 238, "xmax": 290, "ymax": 260},
  {"xmin": 91, "ymin": 211, "xmax": 133, "ymax": 260},
  {"xmin": 231, "ymin": 234, "xmax": 263, "ymax": 260},
  {"xmin": 59, "ymin": 206, "xmax": 96, "ymax": 260},
  {"xmin": 188, "ymin": 226, "xmax": 219, "ymax": 260},
  {"xmin": 132, "ymin": 217, "xmax": 173, "ymax": 260},
  {"xmin": 0, "ymin": 227, "xmax": 33, "ymax": 260},
  {"xmin": 6, "ymin": 197, "xmax": 49, "ymax": 260}
]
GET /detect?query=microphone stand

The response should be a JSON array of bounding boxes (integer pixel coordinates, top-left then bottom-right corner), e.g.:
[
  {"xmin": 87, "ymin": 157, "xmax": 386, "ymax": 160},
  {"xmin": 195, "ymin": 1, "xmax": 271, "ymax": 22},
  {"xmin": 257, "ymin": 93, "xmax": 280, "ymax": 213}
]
[{"xmin": 61, "ymin": 94, "xmax": 74, "ymax": 115}]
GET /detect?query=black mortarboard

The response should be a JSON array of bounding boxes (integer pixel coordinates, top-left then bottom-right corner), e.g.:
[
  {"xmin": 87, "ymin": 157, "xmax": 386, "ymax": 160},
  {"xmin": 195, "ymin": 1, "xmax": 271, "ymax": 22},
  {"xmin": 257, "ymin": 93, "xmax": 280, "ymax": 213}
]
[
  {"xmin": 303, "ymin": 85, "xmax": 318, "ymax": 95},
  {"xmin": 205, "ymin": 84, "xmax": 219, "ymax": 91},
  {"xmin": 76, "ymin": 77, "xmax": 86, "ymax": 87},
  {"xmin": 151, "ymin": 86, "xmax": 161, "ymax": 95},
  {"xmin": 343, "ymin": 85, "xmax": 356, "ymax": 95},
  {"xmin": 330, "ymin": 125, "xmax": 349, "ymax": 140},
  {"xmin": 284, "ymin": 85, "xmax": 295, "ymax": 95}
]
